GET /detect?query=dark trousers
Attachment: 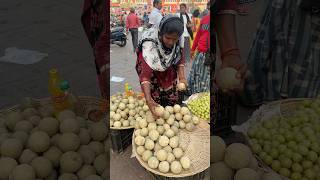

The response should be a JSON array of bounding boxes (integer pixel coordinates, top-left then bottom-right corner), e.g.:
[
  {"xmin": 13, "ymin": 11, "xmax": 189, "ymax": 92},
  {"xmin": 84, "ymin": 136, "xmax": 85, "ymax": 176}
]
[{"xmin": 129, "ymin": 28, "xmax": 138, "ymax": 52}]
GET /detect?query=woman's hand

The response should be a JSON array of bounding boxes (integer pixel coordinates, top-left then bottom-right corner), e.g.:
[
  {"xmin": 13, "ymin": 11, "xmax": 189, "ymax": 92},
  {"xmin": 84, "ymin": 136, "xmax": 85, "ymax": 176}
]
[
  {"xmin": 146, "ymin": 97, "xmax": 160, "ymax": 118},
  {"xmin": 220, "ymin": 54, "xmax": 248, "ymax": 92}
]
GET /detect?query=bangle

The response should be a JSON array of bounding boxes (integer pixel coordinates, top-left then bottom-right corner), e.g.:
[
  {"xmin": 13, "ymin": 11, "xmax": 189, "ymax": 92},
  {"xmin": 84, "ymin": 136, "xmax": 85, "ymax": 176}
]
[
  {"xmin": 141, "ymin": 81, "xmax": 150, "ymax": 85},
  {"xmin": 221, "ymin": 48, "xmax": 240, "ymax": 60}
]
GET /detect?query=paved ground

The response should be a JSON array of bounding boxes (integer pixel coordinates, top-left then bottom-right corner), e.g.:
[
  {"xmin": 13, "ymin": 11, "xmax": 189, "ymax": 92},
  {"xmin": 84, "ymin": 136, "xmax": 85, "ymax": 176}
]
[
  {"xmin": 110, "ymin": 1, "xmax": 267, "ymax": 179},
  {"xmin": 0, "ymin": 0, "xmax": 100, "ymax": 109}
]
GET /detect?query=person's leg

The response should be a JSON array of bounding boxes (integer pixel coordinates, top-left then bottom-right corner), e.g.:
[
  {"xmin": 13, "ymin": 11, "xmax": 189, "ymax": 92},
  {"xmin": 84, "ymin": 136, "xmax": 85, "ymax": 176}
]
[
  {"xmin": 130, "ymin": 29, "xmax": 135, "ymax": 51},
  {"xmin": 132, "ymin": 28, "xmax": 139, "ymax": 52},
  {"xmin": 184, "ymin": 37, "xmax": 191, "ymax": 64}
]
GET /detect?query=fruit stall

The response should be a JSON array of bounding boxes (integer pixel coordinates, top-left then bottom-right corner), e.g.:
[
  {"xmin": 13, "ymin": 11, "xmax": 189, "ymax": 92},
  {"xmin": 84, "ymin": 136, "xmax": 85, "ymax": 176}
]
[{"xmin": 109, "ymin": 82, "xmax": 211, "ymax": 179}]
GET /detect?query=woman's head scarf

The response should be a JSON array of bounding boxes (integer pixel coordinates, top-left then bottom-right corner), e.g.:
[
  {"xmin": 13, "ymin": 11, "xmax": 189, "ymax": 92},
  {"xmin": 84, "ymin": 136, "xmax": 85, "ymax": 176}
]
[{"xmin": 137, "ymin": 15, "xmax": 184, "ymax": 72}]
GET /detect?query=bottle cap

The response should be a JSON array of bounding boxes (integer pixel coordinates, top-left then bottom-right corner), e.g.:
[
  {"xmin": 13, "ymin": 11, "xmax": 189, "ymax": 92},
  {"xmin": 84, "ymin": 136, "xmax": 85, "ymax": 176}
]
[
  {"xmin": 60, "ymin": 80, "xmax": 70, "ymax": 91},
  {"xmin": 49, "ymin": 69, "xmax": 58, "ymax": 76}
]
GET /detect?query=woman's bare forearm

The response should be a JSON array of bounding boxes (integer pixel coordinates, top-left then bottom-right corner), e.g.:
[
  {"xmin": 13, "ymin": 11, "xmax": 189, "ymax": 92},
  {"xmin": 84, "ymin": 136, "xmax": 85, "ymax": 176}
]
[
  {"xmin": 177, "ymin": 65, "xmax": 186, "ymax": 82},
  {"xmin": 141, "ymin": 82, "xmax": 152, "ymax": 102},
  {"xmin": 215, "ymin": 14, "xmax": 239, "ymax": 55}
]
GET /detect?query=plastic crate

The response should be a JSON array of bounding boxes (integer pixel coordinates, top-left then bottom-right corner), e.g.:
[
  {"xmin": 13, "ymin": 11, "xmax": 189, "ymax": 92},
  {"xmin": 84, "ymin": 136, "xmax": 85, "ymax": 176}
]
[
  {"xmin": 110, "ymin": 128, "xmax": 134, "ymax": 153},
  {"xmin": 210, "ymin": 90, "xmax": 237, "ymax": 137},
  {"xmin": 148, "ymin": 169, "xmax": 209, "ymax": 180}
]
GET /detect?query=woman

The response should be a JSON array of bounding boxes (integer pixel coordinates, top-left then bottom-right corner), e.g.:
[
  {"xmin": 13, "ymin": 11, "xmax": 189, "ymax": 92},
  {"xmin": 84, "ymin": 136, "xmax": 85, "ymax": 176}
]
[
  {"xmin": 187, "ymin": 8, "xmax": 210, "ymax": 94},
  {"xmin": 81, "ymin": 0, "xmax": 107, "ymax": 99},
  {"xmin": 242, "ymin": 0, "xmax": 320, "ymax": 105},
  {"xmin": 190, "ymin": 9, "xmax": 201, "ymax": 47},
  {"xmin": 135, "ymin": 15, "xmax": 187, "ymax": 117}
]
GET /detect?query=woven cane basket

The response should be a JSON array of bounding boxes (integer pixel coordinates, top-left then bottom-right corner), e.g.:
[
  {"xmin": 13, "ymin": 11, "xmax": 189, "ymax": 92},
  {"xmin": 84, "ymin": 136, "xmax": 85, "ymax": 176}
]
[
  {"xmin": 0, "ymin": 96, "xmax": 106, "ymax": 122},
  {"xmin": 244, "ymin": 98, "xmax": 312, "ymax": 180},
  {"xmin": 132, "ymin": 120, "xmax": 210, "ymax": 178}
]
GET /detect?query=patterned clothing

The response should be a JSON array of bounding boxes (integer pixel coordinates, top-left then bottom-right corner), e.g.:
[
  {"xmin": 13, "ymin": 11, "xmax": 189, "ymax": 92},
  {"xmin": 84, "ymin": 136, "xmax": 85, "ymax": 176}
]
[
  {"xmin": 137, "ymin": 18, "xmax": 182, "ymax": 72},
  {"xmin": 188, "ymin": 52, "xmax": 210, "ymax": 94},
  {"xmin": 188, "ymin": 15, "xmax": 210, "ymax": 94},
  {"xmin": 243, "ymin": 0, "xmax": 320, "ymax": 105},
  {"xmin": 136, "ymin": 51, "xmax": 185, "ymax": 106},
  {"xmin": 136, "ymin": 15, "xmax": 185, "ymax": 106},
  {"xmin": 81, "ymin": 0, "xmax": 107, "ymax": 99}
]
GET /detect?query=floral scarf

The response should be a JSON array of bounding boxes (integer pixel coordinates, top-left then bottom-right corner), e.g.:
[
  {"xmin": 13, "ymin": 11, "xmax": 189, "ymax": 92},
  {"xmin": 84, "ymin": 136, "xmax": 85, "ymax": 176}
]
[{"xmin": 137, "ymin": 16, "xmax": 182, "ymax": 72}]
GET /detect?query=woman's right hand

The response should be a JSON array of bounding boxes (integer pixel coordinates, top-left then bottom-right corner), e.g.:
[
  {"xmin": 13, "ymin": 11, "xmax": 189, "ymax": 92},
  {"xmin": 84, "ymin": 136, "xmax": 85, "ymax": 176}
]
[
  {"xmin": 220, "ymin": 54, "xmax": 248, "ymax": 92},
  {"xmin": 146, "ymin": 97, "xmax": 160, "ymax": 118}
]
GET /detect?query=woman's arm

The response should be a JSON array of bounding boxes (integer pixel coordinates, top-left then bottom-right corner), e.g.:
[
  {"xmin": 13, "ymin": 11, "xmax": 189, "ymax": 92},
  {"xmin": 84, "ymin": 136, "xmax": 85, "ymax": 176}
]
[
  {"xmin": 215, "ymin": 7, "xmax": 247, "ymax": 90},
  {"xmin": 140, "ymin": 82, "xmax": 159, "ymax": 117},
  {"xmin": 136, "ymin": 52, "xmax": 160, "ymax": 117},
  {"xmin": 177, "ymin": 50, "xmax": 187, "ymax": 84}
]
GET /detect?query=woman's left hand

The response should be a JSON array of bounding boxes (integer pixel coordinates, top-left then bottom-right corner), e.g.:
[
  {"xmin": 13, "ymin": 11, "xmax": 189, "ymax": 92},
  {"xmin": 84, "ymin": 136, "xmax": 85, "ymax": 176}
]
[{"xmin": 220, "ymin": 54, "xmax": 248, "ymax": 92}]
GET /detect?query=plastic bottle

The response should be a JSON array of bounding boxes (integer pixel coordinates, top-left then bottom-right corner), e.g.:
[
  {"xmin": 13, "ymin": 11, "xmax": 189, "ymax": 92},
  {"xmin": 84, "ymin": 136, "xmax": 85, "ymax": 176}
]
[
  {"xmin": 48, "ymin": 69, "xmax": 71, "ymax": 116},
  {"xmin": 60, "ymin": 80, "xmax": 83, "ymax": 115},
  {"xmin": 124, "ymin": 83, "xmax": 134, "ymax": 97}
]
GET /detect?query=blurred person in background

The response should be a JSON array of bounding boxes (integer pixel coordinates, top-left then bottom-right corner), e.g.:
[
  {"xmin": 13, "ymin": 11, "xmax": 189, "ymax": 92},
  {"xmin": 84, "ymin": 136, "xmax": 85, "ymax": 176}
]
[
  {"xmin": 179, "ymin": 3, "xmax": 193, "ymax": 64},
  {"xmin": 143, "ymin": 12, "xmax": 149, "ymax": 25},
  {"xmin": 242, "ymin": 0, "xmax": 320, "ymax": 105},
  {"xmin": 126, "ymin": 8, "xmax": 141, "ymax": 53},
  {"xmin": 190, "ymin": 9, "xmax": 201, "ymax": 48},
  {"xmin": 187, "ymin": 4, "xmax": 210, "ymax": 94},
  {"xmin": 148, "ymin": 0, "xmax": 163, "ymax": 28}
]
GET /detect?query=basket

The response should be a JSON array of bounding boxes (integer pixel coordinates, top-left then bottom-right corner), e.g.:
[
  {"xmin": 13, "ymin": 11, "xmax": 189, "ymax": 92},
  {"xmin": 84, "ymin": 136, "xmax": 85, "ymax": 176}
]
[
  {"xmin": 0, "ymin": 96, "xmax": 106, "ymax": 122},
  {"xmin": 210, "ymin": 91, "xmax": 237, "ymax": 136},
  {"xmin": 110, "ymin": 128, "xmax": 134, "ymax": 153},
  {"xmin": 241, "ymin": 98, "xmax": 311, "ymax": 180},
  {"xmin": 132, "ymin": 121, "xmax": 210, "ymax": 178},
  {"xmin": 184, "ymin": 92, "xmax": 210, "ymax": 123},
  {"xmin": 110, "ymin": 126, "xmax": 134, "ymax": 130},
  {"xmin": 148, "ymin": 169, "xmax": 209, "ymax": 180}
]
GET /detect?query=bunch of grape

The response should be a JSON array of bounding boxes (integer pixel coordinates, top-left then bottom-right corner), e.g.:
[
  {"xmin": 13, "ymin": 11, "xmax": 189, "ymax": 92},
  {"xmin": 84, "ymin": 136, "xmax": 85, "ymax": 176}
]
[{"xmin": 187, "ymin": 93, "xmax": 210, "ymax": 121}]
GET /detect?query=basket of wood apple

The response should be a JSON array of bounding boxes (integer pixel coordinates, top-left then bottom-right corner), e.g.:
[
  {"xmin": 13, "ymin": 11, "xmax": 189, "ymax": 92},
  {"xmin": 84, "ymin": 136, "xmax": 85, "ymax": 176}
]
[
  {"xmin": 210, "ymin": 135, "xmax": 283, "ymax": 180},
  {"xmin": 132, "ymin": 104, "xmax": 210, "ymax": 179},
  {"xmin": 0, "ymin": 97, "xmax": 107, "ymax": 180}
]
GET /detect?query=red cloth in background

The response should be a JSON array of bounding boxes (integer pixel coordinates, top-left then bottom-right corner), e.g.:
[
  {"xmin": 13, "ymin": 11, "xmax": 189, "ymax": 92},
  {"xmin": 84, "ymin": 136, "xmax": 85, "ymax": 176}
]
[
  {"xmin": 191, "ymin": 15, "xmax": 210, "ymax": 53},
  {"xmin": 126, "ymin": 13, "xmax": 140, "ymax": 31},
  {"xmin": 81, "ymin": 0, "xmax": 108, "ymax": 99}
]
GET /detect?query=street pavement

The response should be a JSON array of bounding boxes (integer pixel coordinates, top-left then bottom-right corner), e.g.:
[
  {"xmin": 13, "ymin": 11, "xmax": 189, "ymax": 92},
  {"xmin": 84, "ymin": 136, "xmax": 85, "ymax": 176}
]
[{"xmin": 0, "ymin": 0, "xmax": 100, "ymax": 109}]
